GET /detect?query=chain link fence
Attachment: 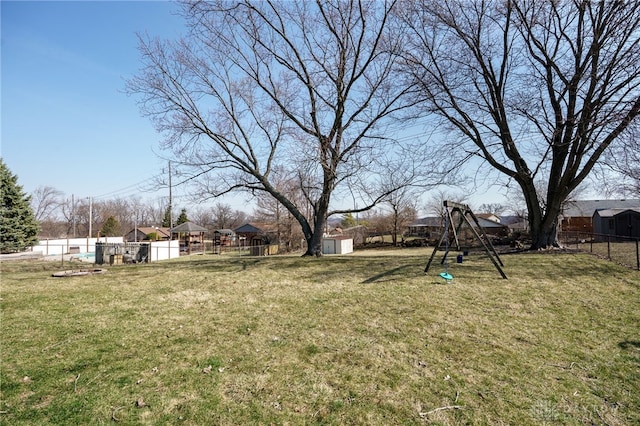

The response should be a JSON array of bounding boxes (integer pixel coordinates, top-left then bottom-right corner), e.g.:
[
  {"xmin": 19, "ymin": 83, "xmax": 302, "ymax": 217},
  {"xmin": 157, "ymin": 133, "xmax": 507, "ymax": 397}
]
[{"xmin": 559, "ymin": 231, "xmax": 640, "ymax": 271}]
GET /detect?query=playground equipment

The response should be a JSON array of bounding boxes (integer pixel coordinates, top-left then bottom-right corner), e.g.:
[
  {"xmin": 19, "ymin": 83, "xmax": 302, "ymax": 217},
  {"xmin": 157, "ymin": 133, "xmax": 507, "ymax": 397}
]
[{"xmin": 425, "ymin": 201, "xmax": 507, "ymax": 279}]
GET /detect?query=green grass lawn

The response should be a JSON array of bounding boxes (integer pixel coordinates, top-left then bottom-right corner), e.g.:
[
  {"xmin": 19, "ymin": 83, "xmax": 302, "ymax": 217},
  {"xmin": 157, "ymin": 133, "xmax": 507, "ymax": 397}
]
[{"xmin": 1, "ymin": 249, "xmax": 639, "ymax": 425}]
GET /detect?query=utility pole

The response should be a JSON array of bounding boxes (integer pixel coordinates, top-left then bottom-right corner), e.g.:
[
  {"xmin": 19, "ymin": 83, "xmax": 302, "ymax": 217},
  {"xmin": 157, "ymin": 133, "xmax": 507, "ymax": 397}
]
[
  {"xmin": 88, "ymin": 197, "xmax": 93, "ymax": 238},
  {"xmin": 72, "ymin": 194, "xmax": 76, "ymax": 237},
  {"xmin": 168, "ymin": 161, "xmax": 173, "ymax": 229}
]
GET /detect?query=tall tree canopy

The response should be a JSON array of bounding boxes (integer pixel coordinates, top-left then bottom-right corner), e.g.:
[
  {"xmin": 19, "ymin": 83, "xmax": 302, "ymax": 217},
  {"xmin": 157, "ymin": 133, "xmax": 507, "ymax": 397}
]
[
  {"xmin": 128, "ymin": 0, "xmax": 432, "ymax": 256},
  {"xmin": 0, "ymin": 159, "xmax": 39, "ymax": 253},
  {"xmin": 401, "ymin": 0, "xmax": 640, "ymax": 248}
]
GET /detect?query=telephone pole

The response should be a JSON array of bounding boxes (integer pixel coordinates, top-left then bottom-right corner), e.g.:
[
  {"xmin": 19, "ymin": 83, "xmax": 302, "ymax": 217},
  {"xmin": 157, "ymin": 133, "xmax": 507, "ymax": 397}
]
[
  {"xmin": 87, "ymin": 196, "xmax": 93, "ymax": 238},
  {"xmin": 168, "ymin": 161, "xmax": 173, "ymax": 229},
  {"xmin": 72, "ymin": 194, "xmax": 76, "ymax": 237}
]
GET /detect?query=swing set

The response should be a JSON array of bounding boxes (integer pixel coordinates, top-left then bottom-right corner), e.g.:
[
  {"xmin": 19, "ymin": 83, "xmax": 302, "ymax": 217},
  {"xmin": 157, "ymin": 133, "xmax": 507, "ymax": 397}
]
[{"xmin": 425, "ymin": 201, "xmax": 507, "ymax": 281}]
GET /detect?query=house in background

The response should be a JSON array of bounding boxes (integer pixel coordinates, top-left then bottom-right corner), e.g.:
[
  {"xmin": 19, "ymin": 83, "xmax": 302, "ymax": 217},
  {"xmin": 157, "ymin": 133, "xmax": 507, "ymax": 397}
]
[
  {"xmin": 476, "ymin": 213, "xmax": 501, "ymax": 223},
  {"xmin": 499, "ymin": 215, "xmax": 529, "ymax": 233},
  {"xmin": 407, "ymin": 215, "xmax": 510, "ymax": 241},
  {"xmin": 338, "ymin": 225, "xmax": 367, "ymax": 246},
  {"xmin": 475, "ymin": 217, "xmax": 510, "ymax": 238},
  {"xmin": 561, "ymin": 199, "xmax": 640, "ymax": 233},
  {"xmin": 592, "ymin": 208, "xmax": 640, "ymax": 240},
  {"xmin": 124, "ymin": 227, "xmax": 171, "ymax": 242},
  {"xmin": 406, "ymin": 217, "xmax": 443, "ymax": 239}
]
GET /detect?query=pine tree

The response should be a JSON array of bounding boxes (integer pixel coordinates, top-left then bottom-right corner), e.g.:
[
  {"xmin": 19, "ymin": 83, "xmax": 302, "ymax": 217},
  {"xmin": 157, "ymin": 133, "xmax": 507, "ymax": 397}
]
[
  {"xmin": 0, "ymin": 159, "xmax": 40, "ymax": 253},
  {"xmin": 177, "ymin": 208, "xmax": 188, "ymax": 225},
  {"xmin": 341, "ymin": 213, "xmax": 356, "ymax": 229},
  {"xmin": 101, "ymin": 216, "xmax": 121, "ymax": 237},
  {"xmin": 162, "ymin": 206, "xmax": 172, "ymax": 228}
]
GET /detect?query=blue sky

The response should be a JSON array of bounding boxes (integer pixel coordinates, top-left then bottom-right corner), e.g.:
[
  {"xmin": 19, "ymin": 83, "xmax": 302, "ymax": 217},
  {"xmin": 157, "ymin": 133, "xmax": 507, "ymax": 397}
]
[{"xmin": 1, "ymin": 0, "xmax": 195, "ymax": 205}]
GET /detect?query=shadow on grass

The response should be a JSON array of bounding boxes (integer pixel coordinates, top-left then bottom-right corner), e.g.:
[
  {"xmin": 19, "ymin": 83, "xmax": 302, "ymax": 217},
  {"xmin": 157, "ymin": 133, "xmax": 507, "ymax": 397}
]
[
  {"xmin": 361, "ymin": 264, "xmax": 416, "ymax": 284},
  {"xmin": 140, "ymin": 254, "xmax": 429, "ymax": 280},
  {"xmin": 619, "ymin": 340, "xmax": 640, "ymax": 350}
]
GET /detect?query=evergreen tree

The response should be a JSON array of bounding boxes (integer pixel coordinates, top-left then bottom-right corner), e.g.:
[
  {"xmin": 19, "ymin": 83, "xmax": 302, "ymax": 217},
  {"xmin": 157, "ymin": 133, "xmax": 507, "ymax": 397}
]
[
  {"xmin": 0, "ymin": 159, "xmax": 39, "ymax": 253},
  {"xmin": 177, "ymin": 208, "xmax": 188, "ymax": 225},
  {"xmin": 101, "ymin": 216, "xmax": 121, "ymax": 237},
  {"xmin": 341, "ymin": 213, "xmax": 356, "ymax": 229},
  {"xmin": 162, "ymin": 206, "xmax": 172, "ymax": 228}
]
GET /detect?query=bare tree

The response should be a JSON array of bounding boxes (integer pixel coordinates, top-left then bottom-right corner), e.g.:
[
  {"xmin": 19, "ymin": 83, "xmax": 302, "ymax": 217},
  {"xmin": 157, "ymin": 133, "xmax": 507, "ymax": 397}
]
[
  {"xmin": 424, "ymin": 188, "xmax": 471, "ymax": 218},
  {"xmin": 599, "ymin": 127, "xmax": 640, "ymax": 197},
  {"xmin": 384, "ymin": 196, "xmax": 417, "ymax": 245},
  {"xmin": 478, "ymin": 203, "xmax": 506, "ymax": 217},
  {"xmin": 191, "ymin": 202, "xmax": 248, "ymax": 233},
  {"xmin": 373, "ymin": 157, "xmax": 423, "ymax": 245},
  {"xmin": 128, "ymin": 0, "xmax": 425, "ymax": 256},
  {"xmin": 401, "ymin": 0, "xmax": 640, "ymax": 248},
  {"xmin": 251, "ymin": 168, "xmax": 309, "ymax": 251},
  {"xmin": 30, "ymin": 186, "xmax": 63, "ymax": 222}
]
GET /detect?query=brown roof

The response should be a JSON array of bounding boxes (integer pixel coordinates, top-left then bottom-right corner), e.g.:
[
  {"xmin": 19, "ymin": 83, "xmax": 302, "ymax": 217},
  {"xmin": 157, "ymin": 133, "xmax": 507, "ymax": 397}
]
[
  {"xmin": 134, "ymin": 227, "xmax": 171, "ymax": 238},
  {"xmin": 171, "ymin": 221, "xmax": 209, "ymax": 233}
]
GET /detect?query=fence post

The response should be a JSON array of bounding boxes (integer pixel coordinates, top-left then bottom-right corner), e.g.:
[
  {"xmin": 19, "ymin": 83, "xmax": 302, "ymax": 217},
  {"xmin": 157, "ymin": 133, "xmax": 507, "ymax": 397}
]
[
  {"xmin": 607, "ymin": 235, "xmax": 611, "ymax": 259},
  {"xmin": 636, "ymin": 239, "xmax": 639, "ymax": 271}
]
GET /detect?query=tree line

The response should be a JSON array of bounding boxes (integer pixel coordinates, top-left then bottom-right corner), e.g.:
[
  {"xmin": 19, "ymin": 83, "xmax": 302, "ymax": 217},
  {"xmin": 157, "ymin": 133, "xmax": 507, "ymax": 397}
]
[{"xmin": 27, "ymin": 181, "xmax": 421, "ymax": 251}]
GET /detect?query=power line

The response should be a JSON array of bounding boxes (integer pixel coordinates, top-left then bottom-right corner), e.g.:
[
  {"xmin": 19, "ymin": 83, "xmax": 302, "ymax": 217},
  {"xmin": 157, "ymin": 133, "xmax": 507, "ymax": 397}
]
[{"xmin": 92, "ymin": 175, "xmax": 163, "ymax": 200}]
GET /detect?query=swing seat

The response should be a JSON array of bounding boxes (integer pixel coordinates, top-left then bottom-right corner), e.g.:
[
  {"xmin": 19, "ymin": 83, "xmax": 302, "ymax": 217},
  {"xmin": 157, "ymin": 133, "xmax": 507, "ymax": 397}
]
[{"xmin": 439, "ymin": 272, "xmax": 453, "ymax": 282}]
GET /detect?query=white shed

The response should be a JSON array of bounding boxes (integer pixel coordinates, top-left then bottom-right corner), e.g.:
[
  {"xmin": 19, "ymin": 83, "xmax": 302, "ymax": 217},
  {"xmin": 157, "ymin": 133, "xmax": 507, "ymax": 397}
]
[{"xmin": 322, "ymin": 236, "xmax": 353, "ymax": 255}]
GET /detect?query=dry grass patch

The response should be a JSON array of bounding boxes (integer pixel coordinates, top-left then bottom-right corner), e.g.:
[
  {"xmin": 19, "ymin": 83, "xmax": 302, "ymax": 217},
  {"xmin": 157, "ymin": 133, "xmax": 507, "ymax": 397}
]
[{"xmin": 1, "ymin": 249, "xmax": 639, "ymax": 425}]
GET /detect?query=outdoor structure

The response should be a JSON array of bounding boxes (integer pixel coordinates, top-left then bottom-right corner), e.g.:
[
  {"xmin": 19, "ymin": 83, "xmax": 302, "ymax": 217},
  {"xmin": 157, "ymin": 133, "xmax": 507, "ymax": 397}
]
[
  {"xmin": 592, "ymin": 208, "xmax": 640, "ymax": 240},
  {"xmin": 339, "ymin": 225, "xmax": 367, "ymax": 246},
  {"xmin": 124, "ymin": 227, "xmax": 171, "ymax": 242},
  {"xmin": 406, "ymin": 217, "xmax": 443, "ymax": 239},
  {"xmin": 425, "ymin": 201, "xmax": 507, "ymax": 279},
  {"xmin": 500, "ymin": 215, "xmax": 529, "ymax": 233},
  {"xmin": 322, "ymin": 236, "xmax": 354, "ymax": 255},
  {"xmin": 235, "ymin": 223, "xmax": 267, "ymax": 246},
  {"xmin": 171, "ymin": 221, "xmax": 208, "ymax": 254},
  {"xmin": 95, "ymin": 242, "xmax": 150, "ymax": 264},
  {"xmin": 32, "ymin": 237, "xmax": 123, "ymax": 257},
  {"xmin": 408, "ymin": 215, "xmax": 509, "ymax": 242},
  {"xmin": 95, "ymin": 240, "xmax": 179, "ymax": 263},
  {"xmin": 475, "ymin": 217, "xmax": 510, "ymax": 238},
  {"xmin": 561, "ymin": 199, "xmax": 640, "ymax": 233},
  {"xmin": 214, "ymin": 229, "xmax": 236, "ymax": 246}
]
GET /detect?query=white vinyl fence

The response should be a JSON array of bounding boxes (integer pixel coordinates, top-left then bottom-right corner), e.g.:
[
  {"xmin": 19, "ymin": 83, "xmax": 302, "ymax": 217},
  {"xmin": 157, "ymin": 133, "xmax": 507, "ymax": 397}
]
[
  {"xmin": 32, "ymin": 237, "xmax": 180, "ymax": 262},
  {"xmin": 33, "ymin": 237, "xmax": 124, "ymax": 256},
  {"xmin": 149, "ymin": 240, "xmax": 180, "ymax": 261}
]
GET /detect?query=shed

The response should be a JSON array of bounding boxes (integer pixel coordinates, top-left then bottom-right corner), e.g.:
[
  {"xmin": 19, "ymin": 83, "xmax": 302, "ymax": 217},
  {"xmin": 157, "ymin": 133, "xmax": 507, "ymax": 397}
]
[
  {"xmin": 592, "ymin": 208, "xmax": 640, "ymax": 240},
  {"xmin": 322, "ymin": 236, "xmax": 353, "ymax": 255},
  {"xmin": 562, "ymin": 199, "xmax": 640, "ymax": 233},
  {"xmin": 235, "ymin": 223, "xmax": 267, "ymax": 246}
]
